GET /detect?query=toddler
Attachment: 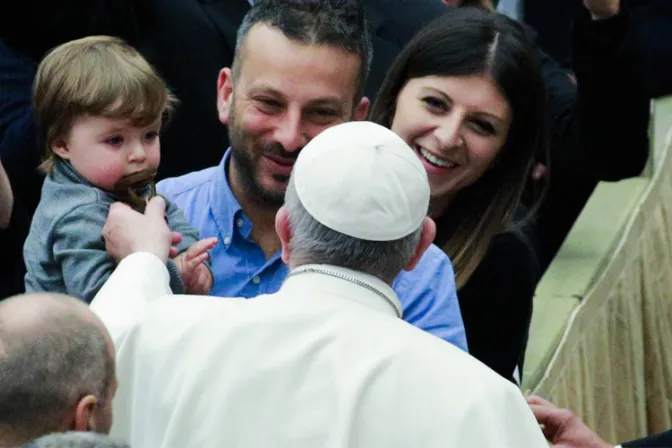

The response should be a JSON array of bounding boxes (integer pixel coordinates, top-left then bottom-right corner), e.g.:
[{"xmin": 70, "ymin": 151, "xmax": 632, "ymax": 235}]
[{"xmin": 24, "ymin": 36, "xmax": 215, "ymax": 302}]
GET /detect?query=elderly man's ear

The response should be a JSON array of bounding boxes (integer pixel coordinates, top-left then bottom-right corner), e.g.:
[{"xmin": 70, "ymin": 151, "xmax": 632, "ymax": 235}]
[
  {"xmin": 71, "ymin": 394, "xmax": 98, "ymax": 432},
  {"xmin": 71, "ymin": 392, "xmax": 113, "ymax": 434},
  {"xmin": 276, "ymin": 207, "xmax": 292, "ymax": 264},
  {"xmin": 404, "ymin": 217, "xmax": 436, "ymax": 271}
]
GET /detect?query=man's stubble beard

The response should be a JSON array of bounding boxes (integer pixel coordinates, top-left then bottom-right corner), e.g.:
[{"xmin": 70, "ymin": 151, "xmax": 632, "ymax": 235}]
[{"xmin": 227, "ymin": 103, "xmax": 292, "ymax": 209}]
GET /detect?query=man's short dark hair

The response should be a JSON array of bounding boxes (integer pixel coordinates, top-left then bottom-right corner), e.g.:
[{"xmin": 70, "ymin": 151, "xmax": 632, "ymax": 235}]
[
  {"xmin": 234, "ymin": 0, "xmax": 373, "ymax": 97},
  {"xmin": 0, "ymin": 311, "xmax": 114, "ymax": 438},
  {"xmin": 22, "ymin": 432, "xmax": 130, "ymax": 448}
]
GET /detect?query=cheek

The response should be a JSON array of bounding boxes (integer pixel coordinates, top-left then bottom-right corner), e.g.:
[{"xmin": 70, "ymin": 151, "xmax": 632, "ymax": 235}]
[
  {"xmin": 304, "ymin": 122, "xmax": 338, "ymax": 142},
  {"xmin": 79, "ymin": 152, "xmax": 127, "ymax": 190},
  {"xmin": 466, "ymin": 141, "xmax": 501, "ymax": 178},
  {"xmin": 149, "ymin": 143, "xmax": 161, "ymax": 167},
  {"xmin": 94, "ymin": 164, "xmax": 128, "ymax": 189},
  {"xmin": 390, "ymin": 112, "xmax": 418, "ymax": 144},
  {"xmin": 240, "ymin": 108, "xmax": 272, "ymax": 136},
  {"xmin": 390, "ymin": 106, "xmax": 434, "ymax": 146},
  {"xmin": 239, "ymin": 115, "xmax": 274, "ymax": 153}
]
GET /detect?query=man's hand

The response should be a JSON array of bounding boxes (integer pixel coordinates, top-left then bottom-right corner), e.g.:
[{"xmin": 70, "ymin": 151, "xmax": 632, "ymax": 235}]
[
  {"xmin": 584, "ymin": 0, "xmax": 620, "ymax": 20},
  {"xmin": 173, "ymin": 237, "xmax": 218, "ymax": 295},
  {"xmin": 103, "ymin": 196, "xmax": 177, "ymax": 263},
  {"xmin": 527, "ymin": 395, "xmax": 614, "ymax": 448},
  {"xmin": 0, "ymin": 160, "xmax": 14, "ymax": 229}
]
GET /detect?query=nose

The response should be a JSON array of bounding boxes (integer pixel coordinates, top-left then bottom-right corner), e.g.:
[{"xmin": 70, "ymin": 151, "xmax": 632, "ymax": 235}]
[
  {"xmin": 273, "ymin": 108, "xmax": 308, "ymax": 153},
  {"xmin": 434, "ymin": 113, "xmax": 464, "ymax": 149},
  {"xmin": 127, "ymin": 141, "xmax": 147, "ymax": 163}
]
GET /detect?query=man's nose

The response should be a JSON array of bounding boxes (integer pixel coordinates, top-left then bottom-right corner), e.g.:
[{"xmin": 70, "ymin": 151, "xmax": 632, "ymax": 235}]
[{"xmin": 273, "ymin": 109, "xmax": 308, "ymax": 152}]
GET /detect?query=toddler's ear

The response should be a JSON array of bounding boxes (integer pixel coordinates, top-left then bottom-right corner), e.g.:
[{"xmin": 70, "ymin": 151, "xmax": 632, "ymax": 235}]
[{"xmin": 51, "ymin": 139, "xmax": 71, "ymax": 160}]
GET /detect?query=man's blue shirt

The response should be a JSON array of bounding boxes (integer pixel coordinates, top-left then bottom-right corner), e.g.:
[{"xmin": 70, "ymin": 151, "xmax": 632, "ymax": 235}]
[{"xmin": 157, "ymin": 150, "xmax": 468, "ymax": 351}]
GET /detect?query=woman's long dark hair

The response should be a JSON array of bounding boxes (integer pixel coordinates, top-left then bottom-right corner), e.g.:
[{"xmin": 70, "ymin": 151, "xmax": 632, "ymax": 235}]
[{"xmin": 369, "ymin": 7, "xmax": 549, "ymax": 288}]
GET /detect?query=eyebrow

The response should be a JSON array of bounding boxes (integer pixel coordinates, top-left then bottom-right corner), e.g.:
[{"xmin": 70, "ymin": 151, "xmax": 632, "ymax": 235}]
[
  {"xmin": 305, "ymin": 98, "xmax": 345, "ymax": 112},
  {"xmin": 248, "ymin": 85, "xmax": 346, "ymax": 111},
  {"xmin": 96, "ymin": 120, "xmax": 161, "ymax": 137},
  {"xmin": 97, "ymin": 127, "xmax": 125, "ymax": 137},
  {"xmin": 420, "ymin": 87, "xmax": 507, "ymax": 123}
]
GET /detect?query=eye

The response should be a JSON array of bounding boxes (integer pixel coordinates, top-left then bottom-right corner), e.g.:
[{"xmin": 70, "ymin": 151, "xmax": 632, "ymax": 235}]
[
  {"xmin": 469, "ymin": 120, "xmax": 496, "ymax": 136},
  {"xmin": 255, "ymin": 97, "xmax": 283, "ymax": 113},
  {"xmin": 311, "ymin": 108, "xmax": 337, "ymax": 118},
  {"xmin": 143, "ymin": 131, "xmax": 159, "ymax": 141},
  {"xmin": 421, "ymin": 96, "xmax": 449, "ymax": 113},
  {"xmin": 308, "ymin": 108, "xmax": 340, "ymax": 124},
  {"xmin": 105, "ymin": 135, "xmax": 123, "ymax": 146}
]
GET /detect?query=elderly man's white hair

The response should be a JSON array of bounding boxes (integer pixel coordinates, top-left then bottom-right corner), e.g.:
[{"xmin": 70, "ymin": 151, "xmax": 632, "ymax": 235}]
[{"xmin": 284, "ymin": 178, "xmax": 423, "ymax": 283}]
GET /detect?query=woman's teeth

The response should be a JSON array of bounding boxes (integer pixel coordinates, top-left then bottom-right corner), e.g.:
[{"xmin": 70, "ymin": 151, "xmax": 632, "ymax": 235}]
[{"xmin": 418, "ymin": 147, "xmax": 455, "ymax": 168}]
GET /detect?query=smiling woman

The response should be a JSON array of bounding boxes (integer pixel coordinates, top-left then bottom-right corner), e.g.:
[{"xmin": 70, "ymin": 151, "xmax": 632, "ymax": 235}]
[
  {"xmin": 370, "ymin": 6, "xmax": 548, "ymax": 382},
  {"xmin": 391, "ymin": 74, "xmax": 512, "ymax": 210}
]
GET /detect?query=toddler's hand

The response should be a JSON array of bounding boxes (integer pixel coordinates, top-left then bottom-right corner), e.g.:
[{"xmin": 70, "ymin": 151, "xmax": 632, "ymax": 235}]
[{"xmin": 174, "ymin": 237, "xmax": 217, "ymax": 294}]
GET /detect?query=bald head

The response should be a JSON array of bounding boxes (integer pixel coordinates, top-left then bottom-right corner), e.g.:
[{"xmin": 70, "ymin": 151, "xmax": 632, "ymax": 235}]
[
  {"xmin": 0, "ymin": 293, "xmax": 115, "ymax": 446},
  {"xmin": 0, "ymin": 293, "xmax": 106, "ymax": 337}
]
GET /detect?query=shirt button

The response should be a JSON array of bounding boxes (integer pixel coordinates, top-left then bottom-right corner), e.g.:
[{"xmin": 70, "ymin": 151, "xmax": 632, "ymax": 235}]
[
  {"xmin": 236, "ymin": 218, "xmax": 244, "ymax": 228},
  {"xmin": 252, "ymin": 276, "xmax": 261, "ymax": 284},
  {"xmin": 223, "ymin": 236, "xmax": 231, "ymax": 245}
]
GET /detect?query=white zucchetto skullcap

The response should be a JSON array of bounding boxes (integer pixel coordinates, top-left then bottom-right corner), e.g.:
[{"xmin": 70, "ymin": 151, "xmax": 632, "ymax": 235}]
[{"xmin": 292, "ymin": 121, "xmax": 430, "ymax": 241}]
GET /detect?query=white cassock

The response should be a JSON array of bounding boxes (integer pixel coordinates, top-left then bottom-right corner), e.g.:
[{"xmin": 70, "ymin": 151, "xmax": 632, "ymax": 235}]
[{"xmin": 91, "ymin": 252, "xmax": 548, "ymax": 448}]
